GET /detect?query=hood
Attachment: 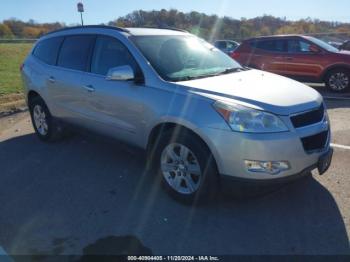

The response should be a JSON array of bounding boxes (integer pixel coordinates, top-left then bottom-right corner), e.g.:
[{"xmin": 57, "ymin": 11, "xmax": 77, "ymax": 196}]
[
  {"xmin": 336, "ymin": 50, "xmax": 350, "ymax": 61},
  {"xmin": 338, "ymin": 50, "xmax": 350, "ymax": 55},
  {"xmin": 176, "ymin": 69, "xmax": 323, "ymax": 115}
]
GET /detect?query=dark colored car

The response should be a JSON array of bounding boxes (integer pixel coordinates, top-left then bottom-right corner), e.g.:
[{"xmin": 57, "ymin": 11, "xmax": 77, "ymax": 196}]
[
  {"xmin": 232, "ymin": 35, "xmax": 350, "ymax": 92},
  {"xmin": 339, "ymin": 40, "xmax": 350, "ymax": 51},
  {"xmin": 328, "ymin": 41, "xmax": 343, "ymax": 49},
  {"xmin": 214, "ymin": 40, "xmax": 240, "ymax": 55}
]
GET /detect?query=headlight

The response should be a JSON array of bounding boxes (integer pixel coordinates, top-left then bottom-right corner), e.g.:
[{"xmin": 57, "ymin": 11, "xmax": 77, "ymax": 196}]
[{"xmin": 213, "ymin": 101, "xmax": 289, "ymax": 133}]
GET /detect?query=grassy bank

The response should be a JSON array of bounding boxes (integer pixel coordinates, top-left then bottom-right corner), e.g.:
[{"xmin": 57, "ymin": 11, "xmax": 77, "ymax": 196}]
[{"xmin": 0, "ymin": 43, "xmax": 33, "ymax": 95}]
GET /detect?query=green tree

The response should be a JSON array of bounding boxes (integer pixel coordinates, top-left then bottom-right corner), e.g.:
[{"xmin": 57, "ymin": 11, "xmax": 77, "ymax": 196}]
[{"xmin": 0, "ymin": 23, "xmax": 14, "ymax": 38}]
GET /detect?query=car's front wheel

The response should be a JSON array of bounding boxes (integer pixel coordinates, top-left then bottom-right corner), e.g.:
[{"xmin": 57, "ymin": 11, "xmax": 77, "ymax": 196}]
[
  {"xmin": 29, "ymin": 96, "xmax": 64, "ymax": 142},
  {"xmin": 325, "ymin": 69, "xmax": 350, "ymax": 92},
  {"xmin": 154, "ymin": 129, "xmax": 218, "ymax": 203}
]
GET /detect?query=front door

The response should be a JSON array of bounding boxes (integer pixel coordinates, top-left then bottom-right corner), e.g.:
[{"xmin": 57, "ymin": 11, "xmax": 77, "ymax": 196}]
[
  {"xmin": 283, "ymin": 38, "xmax": 325, "ymax": 80},
  {"xmin": 80, "ymin": 35, "xmax": 145, "ymax": 145}
]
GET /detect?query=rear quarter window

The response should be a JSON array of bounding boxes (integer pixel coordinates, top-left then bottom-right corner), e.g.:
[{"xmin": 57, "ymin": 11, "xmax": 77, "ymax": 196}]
[{"xmin": 33, "ymin": 37, "xmax": 64, "ymax": 65}]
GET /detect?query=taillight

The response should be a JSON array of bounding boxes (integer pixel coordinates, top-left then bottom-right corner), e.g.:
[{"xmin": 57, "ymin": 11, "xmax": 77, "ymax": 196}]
[
  {"xmin": 231, "ymin": 52, "xmax": 240, "ymax": 60},
  {"xmin": 20, "ymin": 63, "xmax": 24, "ymax": 71}
]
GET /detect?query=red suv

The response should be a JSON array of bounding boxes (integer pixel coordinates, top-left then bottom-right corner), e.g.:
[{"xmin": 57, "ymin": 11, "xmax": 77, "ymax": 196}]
[{"xmin": 232, "ymin": 35, "xmax": 350, "ymax": 92}]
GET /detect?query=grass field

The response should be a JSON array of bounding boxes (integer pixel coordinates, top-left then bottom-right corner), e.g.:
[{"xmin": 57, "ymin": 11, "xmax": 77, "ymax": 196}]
[{"xmin": 0, "ymin": 43, "xmax": 33, "ymax": 96}]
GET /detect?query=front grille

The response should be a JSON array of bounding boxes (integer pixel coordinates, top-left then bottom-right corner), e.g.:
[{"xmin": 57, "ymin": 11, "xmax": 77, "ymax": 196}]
[
  {"xmin": 291, "ymin": 104, "xmax": 324, "ymax": 128},
  {"xmin": 301, "ymin": 130, "xmax": 329, "ymax": 152}
]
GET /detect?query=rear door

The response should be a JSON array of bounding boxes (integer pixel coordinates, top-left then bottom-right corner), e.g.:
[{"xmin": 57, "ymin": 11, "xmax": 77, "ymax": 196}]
[
  {"xmin": 283, "ymin": 37, "xmax": 325, "ymax": 80},
  {"xmin": 80, "ymin": 35, "xmax": 145, "ymax": 144},
  {"xmin": 47, "ymin": 35, "xmax": 96, "ymax": 124},
  {"xmin": 31, "ymin": 36, "xmax": 64, "ymax": 113},
  {"xmin": 247, "ymin": 39, "xmax": 287, "ymax": 75}
]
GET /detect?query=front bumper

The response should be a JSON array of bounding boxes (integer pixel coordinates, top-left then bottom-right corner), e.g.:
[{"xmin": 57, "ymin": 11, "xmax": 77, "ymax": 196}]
[
  {"xmin": 197, "ymin": 125, "xmax": 331, "ymax": 181},
  {"xmin": 221, "ymin": 163, "xmax": 315, "ymax": 186},
  {"xmin": 220, "ymin": 146, "xmax": 332, "ymax": 193}
]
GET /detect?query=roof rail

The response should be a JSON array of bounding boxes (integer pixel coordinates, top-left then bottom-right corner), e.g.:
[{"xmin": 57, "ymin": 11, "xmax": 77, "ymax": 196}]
[
  {"xmin": 44, "ymin": 25, "xmax": 129, "ymax": 36},
  {"xmin": 246, "ymin": 34, "xmax": 303, "ymax": 40},
  {"xmin": 138, "ymin": 25, "xmax": 188, "ymax": 33}
]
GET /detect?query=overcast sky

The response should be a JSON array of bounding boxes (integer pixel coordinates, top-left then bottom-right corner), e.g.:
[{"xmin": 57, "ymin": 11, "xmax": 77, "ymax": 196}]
[{"xmin": 1, "ymin": 0, "xmax": 349, "ymax": 24}]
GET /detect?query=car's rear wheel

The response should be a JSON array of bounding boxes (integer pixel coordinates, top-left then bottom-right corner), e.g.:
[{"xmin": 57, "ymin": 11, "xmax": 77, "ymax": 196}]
[
  {"xmin": 325, "ymin": 69, "xmax": 350, "ymax": 92},
  {"xmin": 154, "ymin": 129, "xmax": 218, "ymax": 204},
  {"xmin": 29, "ymin": 96, "xmax": 64, "ymax": 142}
]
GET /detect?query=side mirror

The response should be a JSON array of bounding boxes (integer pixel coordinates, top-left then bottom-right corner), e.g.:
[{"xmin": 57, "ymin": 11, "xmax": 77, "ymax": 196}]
[
  {"xmin": 106, "ymin": 65, "xmax": 135, "ymax": 81},
  {"xmin": 310, "ymin": 45, "xmax": 321, "ymax": 53}
]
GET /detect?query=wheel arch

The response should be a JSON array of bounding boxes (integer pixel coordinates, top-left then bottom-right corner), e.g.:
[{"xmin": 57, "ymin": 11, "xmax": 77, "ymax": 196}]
[
  {"xmin": 321, "ymin": 63, "xmax": 350, "ymax": 81},
  {"xmin": 146, "ymin": 122, "xmax": 220, "ymax": 174},
  {"xmin": 27, "ymin": 90, "xmax": 42, "ymax": 105}
]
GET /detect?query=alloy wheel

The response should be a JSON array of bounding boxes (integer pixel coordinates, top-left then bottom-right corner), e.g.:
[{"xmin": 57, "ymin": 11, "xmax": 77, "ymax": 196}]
[
  {"xmin": 328, "ymin": 72, "xmax": 349, "ymax": 91},
  {"xmin": 160, "ymin": 143, "xmax": 202, "ymax": 195},
  {"xmin": 33, "ymin": 104, "xmax": 49, "ymax": 136}
]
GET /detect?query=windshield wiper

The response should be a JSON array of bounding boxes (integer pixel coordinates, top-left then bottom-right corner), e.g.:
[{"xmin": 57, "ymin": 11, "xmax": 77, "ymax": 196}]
[
  {"xmin": 171, "ymin": 67, "xmax": 246, "ymax": 82},
  {"xmin": 172, "ymin": 74, "xmax": 217, "ymax": 81},
  {"xmin": 217, "ymin": 67, "xmax": 244, "ymax": 75},
  {"xmin": 171, "ymin": 75, "xmax": 202, "ymax": 81},
  {"xmin": 193, "ymin": 68, "xmax": 245, "ymax": 79}
]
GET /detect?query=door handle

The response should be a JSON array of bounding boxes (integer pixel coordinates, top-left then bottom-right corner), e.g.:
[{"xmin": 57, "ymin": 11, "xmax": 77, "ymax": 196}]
[
  {"xmin": 48, "ymin": 76, "xmax": 56, "ymax": 83},
  {"xmin": 83, "ymin": 84, "xmax": 95, "ymax": 92},
  {"xmin": 286, "ymin": 57, "xmax": 294, "ymax": 61}
]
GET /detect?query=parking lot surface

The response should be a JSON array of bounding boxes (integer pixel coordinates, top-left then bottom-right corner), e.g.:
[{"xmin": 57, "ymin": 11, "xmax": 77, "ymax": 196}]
[{"xmin": 0, "ymin": 89, "xmax": 349, "ymax": 256}]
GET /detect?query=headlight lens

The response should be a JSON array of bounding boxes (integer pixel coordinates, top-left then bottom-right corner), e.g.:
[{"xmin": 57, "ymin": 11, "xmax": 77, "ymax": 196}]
[{"xmin": 214, "ymin": 101, "xmax": 289, "ymax": 133}]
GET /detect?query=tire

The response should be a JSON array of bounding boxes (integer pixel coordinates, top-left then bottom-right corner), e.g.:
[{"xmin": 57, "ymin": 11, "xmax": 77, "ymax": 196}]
[
  {"xmin": 325, "ymin": 68, "xmax": 350, "ymax": 93},
  {"xmin": 29, "ymin": 96, "xmax": 64, "ymax": 142},
  {"xmin": 153, "ymin": 129, "xmax": 219, "ymax": 204}
]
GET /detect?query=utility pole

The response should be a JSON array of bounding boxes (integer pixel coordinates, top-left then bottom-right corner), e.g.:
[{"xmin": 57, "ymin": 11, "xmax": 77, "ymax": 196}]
[{"xmin": 77, "ymin": 2, "xmax": 84, "ymax": 26}]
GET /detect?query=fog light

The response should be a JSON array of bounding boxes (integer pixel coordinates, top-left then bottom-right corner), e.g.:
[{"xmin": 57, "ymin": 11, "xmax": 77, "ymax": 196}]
[{"xmin": 244, "ymin": 160, "xmax": 290, "ymax": 175}]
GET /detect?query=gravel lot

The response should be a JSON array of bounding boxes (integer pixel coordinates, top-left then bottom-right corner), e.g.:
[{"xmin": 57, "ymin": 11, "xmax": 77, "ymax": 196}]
[{"xmin": 0, "ymin": 90, "xmax": 349, "ymax": 257}]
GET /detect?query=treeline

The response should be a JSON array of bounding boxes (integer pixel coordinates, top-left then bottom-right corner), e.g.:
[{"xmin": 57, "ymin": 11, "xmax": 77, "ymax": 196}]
[
  {"xmin": 1, "ymin": 9, "xmax": 350, "ymax": 40},
  {"xmin": 110, "ymin": 9, "xmax": 350, "ymax": 40},
  {"xmin": 0, "ymin": 19, "xmax": 63, "ymax": 38}
]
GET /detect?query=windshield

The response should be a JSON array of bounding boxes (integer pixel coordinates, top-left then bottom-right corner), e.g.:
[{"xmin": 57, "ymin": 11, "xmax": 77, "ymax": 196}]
[
  {"xmin": 305, "ymin": 36, "xmax": 339, "ymax": 52},
  {"xmin": 131, "ymin": 35, "xmax": 242, "ymax": 82}
]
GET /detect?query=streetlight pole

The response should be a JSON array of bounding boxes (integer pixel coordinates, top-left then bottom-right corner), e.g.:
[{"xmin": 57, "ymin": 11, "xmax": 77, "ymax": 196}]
[
  {"xmin": 80, "ymin": 12, "xmax": 84, "ymax": 26},
  {"xmin": 77, "ymin": 2, "xmax": 84, "ymax": 26}
]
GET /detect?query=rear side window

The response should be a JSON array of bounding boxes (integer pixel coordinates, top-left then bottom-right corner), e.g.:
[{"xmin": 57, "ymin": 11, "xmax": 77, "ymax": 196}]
[
  {"xmin": 91, "ymin": 36, "xmax": 137, "ymax": 76},
  {"xmin": 226, "ymin": 41, "xmax": 238, "ymax": 51},
  {"xmin": 250, "ymin": 39, "xmax": 286, "ymax": 52},
  {"xmin": 58, "ymin": 35, "xmax": 95, "ymax": 71},
  {"xmin": 215, "ymin": 41, "xmax": 226, "ymax": 49},
  {"xmin": 33, "ymin": 37, "xmax": 63, "ymax": 65}
]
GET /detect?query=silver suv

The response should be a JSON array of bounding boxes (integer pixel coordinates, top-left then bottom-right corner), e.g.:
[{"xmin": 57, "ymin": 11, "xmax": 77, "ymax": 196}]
[{"xmin": 21, "ymin": 26, "xmax": 333, "ymax": 202}]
